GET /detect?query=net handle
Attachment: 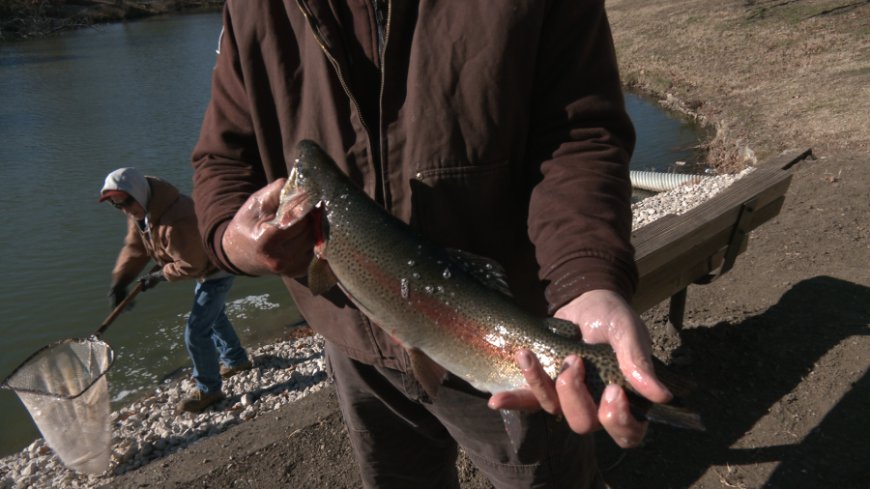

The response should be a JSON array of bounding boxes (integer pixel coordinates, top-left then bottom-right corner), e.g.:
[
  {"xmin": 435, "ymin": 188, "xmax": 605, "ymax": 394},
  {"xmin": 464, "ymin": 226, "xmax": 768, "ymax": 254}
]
[{"xmin": 93, "ymin": 264, "xmax": 160, "ymax": 337}]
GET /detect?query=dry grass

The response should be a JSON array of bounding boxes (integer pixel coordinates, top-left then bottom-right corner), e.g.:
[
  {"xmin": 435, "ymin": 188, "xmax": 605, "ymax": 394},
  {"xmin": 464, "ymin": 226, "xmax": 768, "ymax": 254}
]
[{"xmin": 609, "ymin": 0, "xmax": 870, "ymax": 170}]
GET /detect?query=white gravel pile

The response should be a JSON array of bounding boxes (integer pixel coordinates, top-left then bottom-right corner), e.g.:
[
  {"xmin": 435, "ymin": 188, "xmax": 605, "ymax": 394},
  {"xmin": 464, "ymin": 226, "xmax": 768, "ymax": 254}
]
[
  {"xmin": 631, "ymin": 167, "xmax": 754, "ymax": 230},
  {"xmin": 0, "ymin": 167, "xmax": 753, "ymax": 489}
]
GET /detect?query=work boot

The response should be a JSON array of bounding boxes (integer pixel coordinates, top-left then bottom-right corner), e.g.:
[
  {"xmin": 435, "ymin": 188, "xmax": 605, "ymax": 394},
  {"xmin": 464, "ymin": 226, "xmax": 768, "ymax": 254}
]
[
  {"xmin": 220, "ymin": 359, "xmax": 253, "ymax": 378},
  {"xmin": 177, "ymin": 389, "xmax": 225, "ymax": 413}
]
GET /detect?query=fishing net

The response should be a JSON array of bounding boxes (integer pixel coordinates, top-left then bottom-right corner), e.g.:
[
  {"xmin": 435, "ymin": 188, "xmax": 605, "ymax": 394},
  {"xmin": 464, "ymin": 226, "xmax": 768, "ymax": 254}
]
[{"xmin": 2, "ymin": 337, "xmax": 115, "ymax": 474}]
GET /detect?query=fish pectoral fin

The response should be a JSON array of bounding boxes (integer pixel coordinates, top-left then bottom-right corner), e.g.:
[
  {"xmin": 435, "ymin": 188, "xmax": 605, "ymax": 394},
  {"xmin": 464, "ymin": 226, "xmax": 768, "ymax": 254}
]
[
  {"xmin": 499, "ymin": 409, "xmax": 527, "ymax": 454},
  {"xmin": 408, "ymin": 348, "xmax": 447, "ymax": 400},
  {"xmin": 307, "ymin": 257, "xmax": 338, "ymax": 295}
]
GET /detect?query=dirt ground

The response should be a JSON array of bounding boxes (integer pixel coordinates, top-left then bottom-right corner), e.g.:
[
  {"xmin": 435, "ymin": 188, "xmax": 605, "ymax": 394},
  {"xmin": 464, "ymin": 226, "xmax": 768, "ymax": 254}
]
[{"xmin": 104, "ymin": 1, "xmax": 869, "ymax": 488}]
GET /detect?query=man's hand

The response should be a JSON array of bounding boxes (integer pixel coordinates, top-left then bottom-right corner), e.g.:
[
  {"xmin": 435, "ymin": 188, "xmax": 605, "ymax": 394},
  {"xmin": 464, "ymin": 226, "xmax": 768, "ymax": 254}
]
[
  {"xmin": 487, "ymin": 289, "xmax": 672, "ymax": 448},
  {"xmin": 108, "ymin": 283, "xmax": 128, "ymax": 309},
  {"xmin": 138, "ymin": 270, "xmax": 166, "ymax": 291},
  {"xmin": 222, "ymin": 178, "xmax": 315, "ymax": 277}
]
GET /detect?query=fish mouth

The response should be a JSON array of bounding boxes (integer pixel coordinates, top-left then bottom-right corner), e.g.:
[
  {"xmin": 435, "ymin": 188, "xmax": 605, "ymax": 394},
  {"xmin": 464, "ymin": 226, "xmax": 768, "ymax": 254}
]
[
  {"xmin": 287, "ymin": 163, "xmax": 301, "ymax": 192},
  {"xmin": 271, "ymin": 164, "xmax": 314, "ymax": 230}
]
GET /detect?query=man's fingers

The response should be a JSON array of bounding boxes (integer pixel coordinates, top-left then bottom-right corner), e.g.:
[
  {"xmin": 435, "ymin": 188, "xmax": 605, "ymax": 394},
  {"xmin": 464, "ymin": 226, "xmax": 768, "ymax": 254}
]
[
  {"xmin": 555, "ymin": 356, "xmax": 599, "ymax": 434},
  {"xmin": 614, "ymin": 341, "xmax": 672, "ymax": 404},
  {"xmin": 487, "ymin": 390, "xmax": 543, "ymax": 412},
  {"xmin": 516, "ymin": 350, "xmax": 561, "ymax": 415},
  {"xmin": 487, "ymin": 349, "xmax": 560, "ymax": 414},
  {"xmin": 598, "ymin": 384, "xmax": 647, "ymax": 448},
  {"xmin": 487, "ymin": 351, "xmax": 648, "ymax": 444}
]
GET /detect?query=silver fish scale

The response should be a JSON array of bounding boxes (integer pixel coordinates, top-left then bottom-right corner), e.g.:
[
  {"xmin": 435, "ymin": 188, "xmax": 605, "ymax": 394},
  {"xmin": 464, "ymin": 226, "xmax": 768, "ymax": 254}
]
[{"xmin": 285, "ymin": 141, "xmax": 628, "ymax": 395}]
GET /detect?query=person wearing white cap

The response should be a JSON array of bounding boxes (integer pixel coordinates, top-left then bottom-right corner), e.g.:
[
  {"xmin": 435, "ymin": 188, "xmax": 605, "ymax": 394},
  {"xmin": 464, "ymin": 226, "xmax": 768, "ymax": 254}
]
[{"xmin": 100, "ymin": 168, "xmax": 252, "ymax": 413}]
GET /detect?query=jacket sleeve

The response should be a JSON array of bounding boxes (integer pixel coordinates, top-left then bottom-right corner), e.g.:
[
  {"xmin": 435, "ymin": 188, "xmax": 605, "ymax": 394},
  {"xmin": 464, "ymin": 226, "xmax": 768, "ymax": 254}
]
[
  {"xmin": 111, "ymin": 219, "xmax": 152, "ymax": 287},
  {"xmin": 527, "ymin": 0, "xmax": 638, "ymax": 312},
  {"xmin": 191, "ymin": 3, "xmax": 268, "ymax": 275}
]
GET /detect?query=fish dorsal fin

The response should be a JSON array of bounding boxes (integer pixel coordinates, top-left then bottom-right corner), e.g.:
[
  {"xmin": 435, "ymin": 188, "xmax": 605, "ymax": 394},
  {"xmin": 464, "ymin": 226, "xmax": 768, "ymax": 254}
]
[
  {"xmin": 446, "ymin": 248, "xmax": 513, "ymax": 297},
  {"xmin": 308, "ymin": 257, "xmax": 338, "ymax": 295},
  {"xmin": 544, "ymin": 317, "xmax": 582, "ymax": 341},
  {"xmin": 408, "ymin": 347, "xmax": 448, "ymax": 400}
]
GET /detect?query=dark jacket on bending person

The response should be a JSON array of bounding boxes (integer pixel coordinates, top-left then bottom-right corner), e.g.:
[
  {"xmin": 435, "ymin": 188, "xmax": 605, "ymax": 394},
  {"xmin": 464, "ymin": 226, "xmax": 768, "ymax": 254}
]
[{"xmin": 191, "ymin": 0, "xmax": 638, "ymax": 373}]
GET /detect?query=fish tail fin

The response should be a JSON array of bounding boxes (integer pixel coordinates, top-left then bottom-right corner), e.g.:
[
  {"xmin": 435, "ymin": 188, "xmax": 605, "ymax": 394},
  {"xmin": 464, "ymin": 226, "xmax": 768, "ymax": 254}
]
[
  {"xmin": 626, "ymin": 390, "xmax": 705, "ymax": 431},
  {"xmin": 651, "ymin": 356, "xmax": 696, "ymax": 398},
  {"xmin": 645, "ymin": 357, "xmax": 704, "ymax": 430},
  {"xmin": 645, "ymin": 403, "xmax": 706, "ymax": 431}
]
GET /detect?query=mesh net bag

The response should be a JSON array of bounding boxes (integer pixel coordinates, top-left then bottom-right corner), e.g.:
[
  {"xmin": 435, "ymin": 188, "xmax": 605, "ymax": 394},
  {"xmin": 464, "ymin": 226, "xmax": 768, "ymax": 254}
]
[{"xmin": 2, "ymin": 337, "xmax": 115, "ymax": 474}]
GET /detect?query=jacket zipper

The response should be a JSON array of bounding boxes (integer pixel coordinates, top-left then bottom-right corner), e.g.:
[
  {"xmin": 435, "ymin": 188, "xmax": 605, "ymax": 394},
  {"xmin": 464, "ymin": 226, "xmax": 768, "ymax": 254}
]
[
  {"xmin": 295, "ymin": 0, "xmax": 388, "ymax": 205},
  {"xmin": 375, "ymin": 0, "xmax": 390, "ymax": 209}
]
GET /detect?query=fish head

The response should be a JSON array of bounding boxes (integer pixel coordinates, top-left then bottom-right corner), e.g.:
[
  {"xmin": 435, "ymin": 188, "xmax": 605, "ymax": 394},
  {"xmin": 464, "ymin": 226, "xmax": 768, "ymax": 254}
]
[
  {"xmin": 289, "ymin": 140, "xmax": 352, "ymax": 198},
  {"xmin": 273, "ymin": 140, "xmax": 343, "ymax": 229}
]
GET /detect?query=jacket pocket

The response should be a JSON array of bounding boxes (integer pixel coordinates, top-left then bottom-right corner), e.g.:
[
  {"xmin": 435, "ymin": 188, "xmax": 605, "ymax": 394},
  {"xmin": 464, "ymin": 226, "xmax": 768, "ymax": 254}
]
[{"xmin": 410, "ymin": 161, "xmax": 521, "ymax": 257}]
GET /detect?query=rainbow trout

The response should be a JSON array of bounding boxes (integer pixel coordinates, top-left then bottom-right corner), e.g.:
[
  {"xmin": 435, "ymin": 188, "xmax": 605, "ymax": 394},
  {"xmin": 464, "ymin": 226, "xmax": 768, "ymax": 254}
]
[{"xmin": 275, "ymin": 140, "xmax": 703, "ymax": 430}]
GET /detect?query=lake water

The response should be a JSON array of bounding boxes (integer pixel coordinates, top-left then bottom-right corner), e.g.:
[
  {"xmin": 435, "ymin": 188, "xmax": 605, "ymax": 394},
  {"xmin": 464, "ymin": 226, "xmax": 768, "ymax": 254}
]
[{"xmin": 0, "ymin": 11, "xmax": 703, "ymax": 457}]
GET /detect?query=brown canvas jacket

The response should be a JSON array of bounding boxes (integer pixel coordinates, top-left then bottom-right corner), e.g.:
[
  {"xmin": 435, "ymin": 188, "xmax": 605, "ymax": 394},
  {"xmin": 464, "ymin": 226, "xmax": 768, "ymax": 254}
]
[
  {"xmin": 192, "ymin": 0, "xmax": 638, "ymax": 371},
  {"xmin": 111, "ymin": 177, "xmax": 218, "ymax": 287}
]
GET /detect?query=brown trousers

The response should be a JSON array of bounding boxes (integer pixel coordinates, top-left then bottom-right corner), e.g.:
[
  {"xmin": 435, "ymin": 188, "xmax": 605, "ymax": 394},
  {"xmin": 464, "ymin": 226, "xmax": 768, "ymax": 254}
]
[{"xmin": 325, "ymin": 341, "xmax": 604, "ymax": 489}]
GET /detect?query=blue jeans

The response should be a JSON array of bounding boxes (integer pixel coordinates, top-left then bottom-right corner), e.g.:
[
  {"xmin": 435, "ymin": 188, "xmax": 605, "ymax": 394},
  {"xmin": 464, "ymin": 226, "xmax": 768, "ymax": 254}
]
[{"xmin": 185, "ymin": 275, "xmax": 248, "ymax": 394}]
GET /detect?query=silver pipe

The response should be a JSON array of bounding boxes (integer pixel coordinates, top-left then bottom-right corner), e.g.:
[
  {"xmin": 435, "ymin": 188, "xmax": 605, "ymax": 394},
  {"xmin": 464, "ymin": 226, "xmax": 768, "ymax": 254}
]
[{"xmin": 629, "ymin": 170, "xmax": 710, "ymax": 192}]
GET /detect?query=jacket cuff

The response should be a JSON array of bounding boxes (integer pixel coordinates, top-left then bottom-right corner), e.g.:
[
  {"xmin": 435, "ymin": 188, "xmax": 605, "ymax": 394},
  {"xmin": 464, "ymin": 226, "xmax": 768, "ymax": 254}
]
[
  {"xmin": 209, "ymin": 220, "xmax": 251, "ymax": 277},
  {"xmin": 544, "ymin": 255, "xmax": 637, "ymax": 314}
]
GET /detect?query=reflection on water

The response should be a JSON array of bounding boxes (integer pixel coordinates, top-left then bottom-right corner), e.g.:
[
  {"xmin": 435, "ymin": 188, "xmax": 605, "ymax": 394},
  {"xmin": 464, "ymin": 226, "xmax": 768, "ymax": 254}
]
[{"xmin": 0, "ymin": 11, "xmax": 703, "ymax": 457}]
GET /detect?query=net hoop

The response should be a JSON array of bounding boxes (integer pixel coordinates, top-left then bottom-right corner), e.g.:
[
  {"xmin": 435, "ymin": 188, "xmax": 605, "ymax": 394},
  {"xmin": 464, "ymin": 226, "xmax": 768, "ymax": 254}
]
[{"xmin": 0, "ymin": 336, "xmax": 115, "ymax": 400}]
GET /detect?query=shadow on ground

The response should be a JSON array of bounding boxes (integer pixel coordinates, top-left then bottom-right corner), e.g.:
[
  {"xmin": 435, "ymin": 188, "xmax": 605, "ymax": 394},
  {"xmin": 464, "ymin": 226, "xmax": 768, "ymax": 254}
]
[{"xmin": 600, "ymin": 275, "xmax": 870, "ymax": 488}]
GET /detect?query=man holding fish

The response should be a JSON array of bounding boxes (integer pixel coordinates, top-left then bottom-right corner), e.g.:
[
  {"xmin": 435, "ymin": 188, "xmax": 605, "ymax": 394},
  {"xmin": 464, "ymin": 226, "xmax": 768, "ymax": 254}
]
[{"xmin": 191, "ymin": 1, "xmax": 687, "ymax": 487}]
